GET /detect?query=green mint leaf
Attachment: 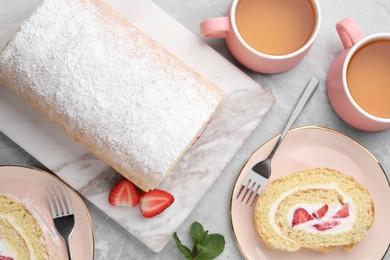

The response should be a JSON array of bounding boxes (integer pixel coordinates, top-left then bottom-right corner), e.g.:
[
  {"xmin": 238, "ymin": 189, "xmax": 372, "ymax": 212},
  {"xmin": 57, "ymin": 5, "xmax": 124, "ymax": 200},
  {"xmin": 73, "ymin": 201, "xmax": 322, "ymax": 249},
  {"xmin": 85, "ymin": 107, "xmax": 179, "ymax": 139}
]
[
  {"xmin": 193, "ymin": 252, "xmax": 212, "ymax": 260},
  {"xmin": 196, "ymin": 234, "xmax": 225, "ymax": 259},
  {"xmin": 173, "ymin": 232, "xmax": 192, "ymax": 260},
  {"xmin": 191, "ymin": 222, "xmax": 208, "ymax": 245},
  {"xmin": 175, "ymin": 222, "xmax": 225, "ymax": 260},
  {"xmin": 191, "ymin": 230, "xmax": 208, "ymax": 257}
]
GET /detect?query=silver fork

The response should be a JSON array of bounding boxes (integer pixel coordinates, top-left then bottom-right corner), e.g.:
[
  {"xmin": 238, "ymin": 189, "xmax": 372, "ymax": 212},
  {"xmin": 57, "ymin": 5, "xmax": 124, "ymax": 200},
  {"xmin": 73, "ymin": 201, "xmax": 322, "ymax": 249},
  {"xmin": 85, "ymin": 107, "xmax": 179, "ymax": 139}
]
[
  {"xmin": 236, "ymin": 77, "xmax": 320, "ymax": 206},
  {"xmin": 47, "ymin": 185, "xmax": 75, "ymax": 260}
]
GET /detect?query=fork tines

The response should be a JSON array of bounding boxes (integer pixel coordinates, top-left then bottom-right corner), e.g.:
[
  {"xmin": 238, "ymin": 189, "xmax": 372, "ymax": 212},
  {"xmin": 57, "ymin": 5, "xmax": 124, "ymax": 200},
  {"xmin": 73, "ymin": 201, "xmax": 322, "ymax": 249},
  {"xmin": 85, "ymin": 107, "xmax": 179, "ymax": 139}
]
[
  {"xmin": 236, "ymin": 169, "xmax": 268, "ymax": 207},
  {"xmin": 236, "ymin": 179, "xmax": 261, "ymax": 207},
  {"xmin": 47, "ymin": 185, "xmax": 74, "ymax": 218}
]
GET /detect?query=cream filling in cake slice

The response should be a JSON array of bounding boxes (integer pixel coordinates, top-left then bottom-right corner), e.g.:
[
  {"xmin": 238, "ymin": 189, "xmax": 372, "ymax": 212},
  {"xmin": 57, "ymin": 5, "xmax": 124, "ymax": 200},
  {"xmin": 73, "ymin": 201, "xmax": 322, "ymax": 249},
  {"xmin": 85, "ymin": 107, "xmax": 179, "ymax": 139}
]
[
  {"xmin": 0, "ymin": 215, "xmax": 43, "ymax": 259},
  {"xmin": 270, "ymin": 184, "xmax": 356, "ymax": 236},
  {"xmin": 254, "ymin": 168, "xmax": 374, "ymax": 252},
  {"xmin": 0, "ymin": 237, "xmax": 17, "ymax": 259},
  {"xmin": 268, "ymin": 184, "xmax": 345, "ymax": 238},
  {"xmin": 287, "ymin": 202, "xmax": 356, "ymax": 234},
  {"xmin": 0, "ymin": 195, "xmax": 58, "ymax": 260}
]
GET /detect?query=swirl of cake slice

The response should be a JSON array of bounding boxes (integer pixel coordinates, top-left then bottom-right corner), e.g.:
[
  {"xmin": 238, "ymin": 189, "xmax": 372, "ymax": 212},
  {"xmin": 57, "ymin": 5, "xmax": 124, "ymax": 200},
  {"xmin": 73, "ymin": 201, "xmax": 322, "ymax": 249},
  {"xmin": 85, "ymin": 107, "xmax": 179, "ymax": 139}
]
[
  {"xmin": 0, "ymin": 195, "xmax": 56, "ymax": 259},
  {"xmin": 253, "ymin": 168, "xmax": 374, "ymax": 252},
  {"xmin": 0, "ymin": 0, "xmax": 224, "ymax": 191}
]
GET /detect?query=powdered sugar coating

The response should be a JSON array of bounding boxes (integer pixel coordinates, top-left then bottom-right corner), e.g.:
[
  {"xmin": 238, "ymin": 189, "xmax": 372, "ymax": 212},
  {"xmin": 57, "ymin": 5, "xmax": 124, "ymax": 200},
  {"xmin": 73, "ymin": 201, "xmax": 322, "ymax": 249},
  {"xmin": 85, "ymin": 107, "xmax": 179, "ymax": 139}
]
[{"xmin": 0, "ymin": 0, "xmax": 223, "ymax": 190}]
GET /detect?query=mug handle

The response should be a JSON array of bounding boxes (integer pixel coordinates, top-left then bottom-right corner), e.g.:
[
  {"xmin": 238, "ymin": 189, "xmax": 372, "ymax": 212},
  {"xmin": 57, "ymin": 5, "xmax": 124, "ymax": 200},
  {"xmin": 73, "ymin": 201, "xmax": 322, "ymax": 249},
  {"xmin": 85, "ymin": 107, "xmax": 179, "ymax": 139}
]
[
  {"xmin": 336, "ymin": 18, "xmax": 365, "ymax": 49},
  {"xmin": 200, "ymin": 17, "xmax": 231, "ymax": 38}
]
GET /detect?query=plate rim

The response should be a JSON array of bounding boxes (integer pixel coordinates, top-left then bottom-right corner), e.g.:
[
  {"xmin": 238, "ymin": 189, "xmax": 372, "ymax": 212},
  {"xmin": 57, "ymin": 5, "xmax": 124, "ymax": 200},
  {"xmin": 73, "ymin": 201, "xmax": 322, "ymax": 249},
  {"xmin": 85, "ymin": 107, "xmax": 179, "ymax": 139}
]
[
  {"xmin": 229, "ymin": 125, "xmax": 390, "ymax": 260},
  {"xmin": 0, "ymin": 164, "xmax": 95, "ymax": 260}
]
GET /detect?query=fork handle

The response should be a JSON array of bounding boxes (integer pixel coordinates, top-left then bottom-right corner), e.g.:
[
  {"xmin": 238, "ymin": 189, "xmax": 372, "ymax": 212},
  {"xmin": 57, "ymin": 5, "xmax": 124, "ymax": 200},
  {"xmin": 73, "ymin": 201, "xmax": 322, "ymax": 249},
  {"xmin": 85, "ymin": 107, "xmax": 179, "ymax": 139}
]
[
  {"xmin": 268, "ymin": 77, "xmax": 319, "ymax": 159},
  {"xmin": 65, "ymin": 237, "xmax": 72, "ymax": 260}
]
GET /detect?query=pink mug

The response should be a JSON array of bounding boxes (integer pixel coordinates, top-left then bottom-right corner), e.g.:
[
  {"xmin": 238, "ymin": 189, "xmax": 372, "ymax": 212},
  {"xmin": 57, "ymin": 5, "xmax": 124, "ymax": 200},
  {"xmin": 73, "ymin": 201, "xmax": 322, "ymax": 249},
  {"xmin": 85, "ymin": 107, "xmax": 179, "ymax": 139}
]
[
  {"xmin": 327, "ymin": 18, "xmax": 390, "ymax": 132},
  {"xmin": 200, "ymin": 0, "xmax": 321, "ymax": 74}
]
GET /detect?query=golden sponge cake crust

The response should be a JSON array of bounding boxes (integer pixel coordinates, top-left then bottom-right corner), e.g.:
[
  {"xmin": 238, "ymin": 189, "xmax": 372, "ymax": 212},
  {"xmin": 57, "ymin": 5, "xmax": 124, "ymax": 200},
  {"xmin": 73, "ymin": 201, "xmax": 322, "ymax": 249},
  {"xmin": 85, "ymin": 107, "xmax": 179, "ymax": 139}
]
[{"xmin": 253, "ymin": 168, "xmax": 375, "ymax": 252}]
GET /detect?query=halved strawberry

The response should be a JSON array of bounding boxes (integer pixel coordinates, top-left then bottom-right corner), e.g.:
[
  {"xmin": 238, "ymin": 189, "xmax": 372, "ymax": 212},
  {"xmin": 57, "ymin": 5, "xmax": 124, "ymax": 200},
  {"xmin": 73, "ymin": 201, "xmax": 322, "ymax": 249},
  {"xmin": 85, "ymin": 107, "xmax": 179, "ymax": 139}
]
[
  {"xmin": 109, "ymin": 179, "xmax": 140, "ymax": 207},
  {"xmin": 333, "ymin": 203, "xmax": 349, "ymax": 218},
  {"xmin": 140, "ymin": 189, "xmax": 174, "ymax": 218},
  {"xmin": 313, "ymin": 220, "xmax": 340, "ymax": 231},
  {"xmin": 292, "ymin": 208, "xmax": 313, "ymax": 227},
  {"xmin": 312, "ymin": 204, "xmax": 328, "ymax": 219}
]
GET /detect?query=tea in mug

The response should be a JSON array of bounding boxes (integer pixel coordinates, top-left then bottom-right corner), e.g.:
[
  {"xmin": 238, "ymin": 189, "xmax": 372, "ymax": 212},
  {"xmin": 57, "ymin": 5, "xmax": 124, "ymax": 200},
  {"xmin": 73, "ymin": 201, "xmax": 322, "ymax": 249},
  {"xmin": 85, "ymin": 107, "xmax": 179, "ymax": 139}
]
[
  {"xmin": 235, "ymin": 0, "xmax": 315, "ymax": 55},
  {"xmin": 347, "ymin": 40, "xmax": 390, "ymax": 118}
]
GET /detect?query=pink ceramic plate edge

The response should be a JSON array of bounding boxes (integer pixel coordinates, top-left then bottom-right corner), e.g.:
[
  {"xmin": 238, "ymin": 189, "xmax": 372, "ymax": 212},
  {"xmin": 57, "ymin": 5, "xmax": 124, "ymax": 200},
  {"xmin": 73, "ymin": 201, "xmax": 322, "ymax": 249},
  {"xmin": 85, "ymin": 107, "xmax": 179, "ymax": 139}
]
[
  {"xmin": 230, "ymin": 126, "xmax": 390, "ymax": 260},
  {"xmin": 0, "ymin": 165, "xmax": 94, "ymax": 260}
]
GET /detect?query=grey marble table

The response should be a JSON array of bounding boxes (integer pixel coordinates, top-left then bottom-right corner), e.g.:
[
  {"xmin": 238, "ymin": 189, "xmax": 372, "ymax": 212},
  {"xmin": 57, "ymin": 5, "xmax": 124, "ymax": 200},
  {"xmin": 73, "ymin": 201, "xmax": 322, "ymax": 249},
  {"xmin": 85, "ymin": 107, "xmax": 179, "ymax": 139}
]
[{"xmin": 1, "ymin": 0, "xmax": 389, "ymax": 259}]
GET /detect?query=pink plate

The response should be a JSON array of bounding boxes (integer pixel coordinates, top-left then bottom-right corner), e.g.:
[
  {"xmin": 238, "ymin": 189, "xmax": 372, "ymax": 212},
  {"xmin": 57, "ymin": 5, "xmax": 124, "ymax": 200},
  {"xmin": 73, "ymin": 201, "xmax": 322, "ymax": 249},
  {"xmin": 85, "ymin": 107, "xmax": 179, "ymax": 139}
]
[
  {"xmin": 230, "ymin": 126, "xmax": 390, "ymax": 260},
  {"xmin": 0, "ymin": 165, "xmax": 94, "ymax": 260}
]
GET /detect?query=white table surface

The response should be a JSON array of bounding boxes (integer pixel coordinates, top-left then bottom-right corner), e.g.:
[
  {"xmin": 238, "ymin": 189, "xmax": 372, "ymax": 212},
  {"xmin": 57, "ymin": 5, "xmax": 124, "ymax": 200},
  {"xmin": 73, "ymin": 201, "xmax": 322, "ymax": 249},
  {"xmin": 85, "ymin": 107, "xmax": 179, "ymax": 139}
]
[{"xmin": 0, "ymin": 0, "xmax": 389, "ymax": 259}]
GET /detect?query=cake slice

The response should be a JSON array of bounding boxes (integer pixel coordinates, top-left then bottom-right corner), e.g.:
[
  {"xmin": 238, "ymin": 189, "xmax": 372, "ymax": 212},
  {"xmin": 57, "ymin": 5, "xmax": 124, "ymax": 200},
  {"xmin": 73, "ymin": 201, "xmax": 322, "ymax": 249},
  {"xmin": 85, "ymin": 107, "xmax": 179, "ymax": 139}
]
[
  {"xmin": 0, "ymin": 195, "xmax": 55, "ymax": 259},
  {"xmin": 253, "ymin": 168, "xmax": 375, "ymax": 252},
  {"xmin": 0, "ymin": 0, "xmax": 224, "ymax": 191}
]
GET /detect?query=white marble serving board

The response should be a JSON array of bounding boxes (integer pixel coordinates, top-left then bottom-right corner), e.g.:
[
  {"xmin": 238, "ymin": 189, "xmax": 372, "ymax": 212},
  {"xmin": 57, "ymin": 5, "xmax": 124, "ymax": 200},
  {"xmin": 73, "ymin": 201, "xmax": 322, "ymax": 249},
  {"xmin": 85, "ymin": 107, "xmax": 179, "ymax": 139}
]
[{"xmin": 0, "ymin": 0, "xmax": 275, "ymax": 253}]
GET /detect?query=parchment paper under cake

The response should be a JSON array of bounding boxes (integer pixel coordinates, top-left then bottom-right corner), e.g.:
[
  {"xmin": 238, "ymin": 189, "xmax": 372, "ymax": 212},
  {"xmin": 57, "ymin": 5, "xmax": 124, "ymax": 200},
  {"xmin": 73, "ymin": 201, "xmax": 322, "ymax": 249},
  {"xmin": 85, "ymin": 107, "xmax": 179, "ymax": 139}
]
[{"xmin": 0, "ymin": 0, "xmax": 275, "ymax": 252}]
